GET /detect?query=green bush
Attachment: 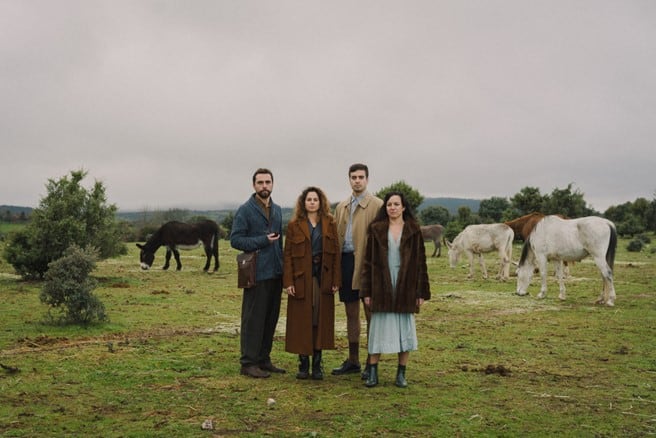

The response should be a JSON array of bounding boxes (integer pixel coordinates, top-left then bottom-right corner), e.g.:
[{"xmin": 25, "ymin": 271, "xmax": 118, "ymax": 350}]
[
  {"xmin": 40, "ymin": 245, "xmax": 107, "ymax": 325},
  {"xmin": 626, "ymin": 239, "xmax": 644, "ymax": 252},
  {"xmin": 636, "ymin": 233, "xmax": 651, "ymax": 244}
]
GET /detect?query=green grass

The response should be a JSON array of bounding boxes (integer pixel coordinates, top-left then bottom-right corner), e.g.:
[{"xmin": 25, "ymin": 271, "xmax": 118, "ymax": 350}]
[{"xmin": 1, "ymin": 238, "xmax": 655, "ymax": 437}]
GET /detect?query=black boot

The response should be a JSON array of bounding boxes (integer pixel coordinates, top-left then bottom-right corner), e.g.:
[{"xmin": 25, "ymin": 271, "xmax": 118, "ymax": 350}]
[
  {"xmin": 312, "ymin": 350, "xmax": 324, "ymax": 380},
  {"xmin": 361, "ymin": 357, "xmax": 371, "ymax": 381},
  {"xmin": 365, "ymin": 363, "xmax": 378, "ymax": 388},
  {"xmin": 395, "ymin": 364, "xmax": 408, "ymax": 388},
  {"xmin": 296, "ymin": 355, "xmax": 309, "ymax": 380}
]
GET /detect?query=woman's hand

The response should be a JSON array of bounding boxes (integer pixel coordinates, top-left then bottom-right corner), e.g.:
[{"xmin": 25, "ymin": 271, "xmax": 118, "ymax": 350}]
[
  {"xmin": 363, "ymin": 297, "xmax": 371, "ymax": 307},
  {"xmin": 286, "ymin": 286, "xmax": 295, "ymax": 297},
  {"xmin": 416, "ymin": 298, "xmax": 425, "ymax": 307},
  {"xmin": 331, "ymin": 285, "xmax": 339, "ymax": 294}
]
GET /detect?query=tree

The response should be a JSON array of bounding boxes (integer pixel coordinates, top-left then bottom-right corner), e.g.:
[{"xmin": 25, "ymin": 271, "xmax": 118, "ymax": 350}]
[
  {"xmin": 443, "ymin": 206, "xmax": 480, "ymax": 241},
  {"xmin": 3, "ymin": 170, "xmax": 127, "ymax": 279},
  {"xmin": 647, "ymin": 194, "xmax": 656, "ymax": 232},
  {"xmin": 375, "ymin": 180, "xmax": 424, "ymax": 215},
  {"xmin": 419, "ymin": 205, "xmax": 450, "ymax": 226},
  {"xmin": 478, "ymin": 196, "xmax": 510, "ymax": 223},
  {"xmin": 510, "ymin": 187, "xmax": 547, "ymax": 215},
  {"xmin": 221, "ymin": 212, "xmax": 235, "ymax": 238},
  {"xmin": 543, "ymin": 183, "xmax": 595, "ymax": 217}
]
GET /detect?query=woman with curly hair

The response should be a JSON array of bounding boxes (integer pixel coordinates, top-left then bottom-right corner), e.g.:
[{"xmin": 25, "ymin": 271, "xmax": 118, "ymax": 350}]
[{"xmin": 283, "ymin": 187, "xmax": 341, "ymax": 380}]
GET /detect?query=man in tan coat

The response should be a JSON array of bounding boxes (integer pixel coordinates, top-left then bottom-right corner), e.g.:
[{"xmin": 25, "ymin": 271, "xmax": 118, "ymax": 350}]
[{"xmin": 331, "ymin": 163, "xmax": 383, "ymax": 379}]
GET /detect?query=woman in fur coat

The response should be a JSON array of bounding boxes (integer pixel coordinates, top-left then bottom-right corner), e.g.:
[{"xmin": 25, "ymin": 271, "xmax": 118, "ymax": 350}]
[{"xmin": 360, "ymin": 191, "xmax": 431, "ymax": 388}]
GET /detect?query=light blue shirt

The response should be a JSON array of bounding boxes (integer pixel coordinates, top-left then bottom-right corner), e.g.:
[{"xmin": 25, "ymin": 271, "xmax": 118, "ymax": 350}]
[{"xmin": 342, "ymin": 195, "xmax": 363, "ymax": 253}]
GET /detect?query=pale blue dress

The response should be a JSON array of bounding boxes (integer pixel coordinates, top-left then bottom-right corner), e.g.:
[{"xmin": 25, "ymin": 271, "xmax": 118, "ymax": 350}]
[{"xmin": 368, "ymin": 228, "xmax": 418, "ymax": 354}]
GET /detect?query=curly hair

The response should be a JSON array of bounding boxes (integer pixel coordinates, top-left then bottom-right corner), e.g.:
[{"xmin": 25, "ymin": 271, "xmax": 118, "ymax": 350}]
[{"xmin": 292, "ymin": 186, "xmax": 332, "ymax": 221}]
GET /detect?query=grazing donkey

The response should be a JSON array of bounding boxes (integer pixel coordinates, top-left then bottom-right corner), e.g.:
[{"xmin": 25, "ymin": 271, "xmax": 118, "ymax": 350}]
[
  {"xmin": 421, "ymin": 224, "xmax": 445, "ymax": 257},
  {"xmin": 137, "ymin": 220, "xmax": 220, "ymax": 271},
  {"xmin": 444, "ymin": 223, "xmax": 514, "ymax": 280}
]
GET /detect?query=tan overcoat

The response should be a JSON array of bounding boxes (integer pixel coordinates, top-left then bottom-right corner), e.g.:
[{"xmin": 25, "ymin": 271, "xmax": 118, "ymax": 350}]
[
  {"xmin": 283, "ymin": 214, "xmax": 341, "ymax": 354},
  {"xmin": 334, "ymin": 191, "xmax": 383, "ymax": 290}
]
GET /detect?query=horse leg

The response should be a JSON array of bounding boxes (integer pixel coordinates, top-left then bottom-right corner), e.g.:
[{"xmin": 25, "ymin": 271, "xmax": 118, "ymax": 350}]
[
  {"xmin": 556, "ymin": 261, "xmax": 567, "ymax": 300},
  {"xmin": 497, "ymin": 248, "xmax": 509, "ymax": 281},
  {"xmin": 202, "ymin": 243, "xmax": 212, "ymax": 271},
  {"xmin": 536, "ymin": 257, "xmax": 548, "ymax": 299},
  {"xmin": 436, "ymin": 241, "xmax": 441, "ymax": 258},
  {"xmin": 173, "ymin": 249, "xmax": 182, "ymax": 270},
  {"xmin": 593, "ymin": 258, "xmax": 615, "ymax": 306},
  {"xmin": 478, "ymin": 254, "xmax": 488, "ymax": 280},
  {"xmin": 212, "ymin": 241, "xmax": 220, "ymax": 272},
  {"xmin": 466, "ymin": 252, "xmax": 474, "ymax": 279},
  {"xmin": 163, "ymin": 248, "xmax": 172, "ymax": 270},
  {"xmin": 506, "ymin": 244, "xmax": 513, "ymax": 279}
]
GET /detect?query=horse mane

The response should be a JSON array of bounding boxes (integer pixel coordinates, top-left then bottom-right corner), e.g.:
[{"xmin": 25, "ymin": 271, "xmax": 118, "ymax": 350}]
[{"xmin": 518, "ymin": 237, "xmax": 531, "ymax": 267}]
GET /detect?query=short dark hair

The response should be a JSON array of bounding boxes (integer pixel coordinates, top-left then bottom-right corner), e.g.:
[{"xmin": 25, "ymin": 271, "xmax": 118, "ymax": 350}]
[
  {"xmin": 348, "ymin": 163, "xmax": 369, "ymax": 178},
  {"xmin": 252, "ymin": 168, "xmax": 274, "ymax": 184}
]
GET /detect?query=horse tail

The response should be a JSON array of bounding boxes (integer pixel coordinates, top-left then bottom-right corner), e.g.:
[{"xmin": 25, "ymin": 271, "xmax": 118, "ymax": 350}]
[
  {"xmin": 518, "ymin": 236, "xmax": 531, "ymax": 267},
  {"xmin": 606, "ymin": 224, "xmax": 617, "ymax": 271}
]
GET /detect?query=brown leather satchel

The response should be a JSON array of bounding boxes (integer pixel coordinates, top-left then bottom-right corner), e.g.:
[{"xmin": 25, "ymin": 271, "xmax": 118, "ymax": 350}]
[{"xmin": 236, "ymin": 252, "xmax": 257, "ymax": 289}]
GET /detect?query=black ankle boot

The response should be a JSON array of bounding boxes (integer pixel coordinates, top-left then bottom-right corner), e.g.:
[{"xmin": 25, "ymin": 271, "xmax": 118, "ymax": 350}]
[
  {"xmin": 365, "ymin": 363, "xmax": 378, "ymax": 387},
  {"xmin": 311, "ymin": 350, "xmax": 323, "ymax": 380},
  {"xmin": 361, "ymin": 362, "xmax": 371, "ymax": 381},
  {"xmin": 296, "ymin": 355, "xmax": 309, "ymax": 380},
  {"xmin": 395, "ymin": 364, "xmax": 408, "ymax": 388}
]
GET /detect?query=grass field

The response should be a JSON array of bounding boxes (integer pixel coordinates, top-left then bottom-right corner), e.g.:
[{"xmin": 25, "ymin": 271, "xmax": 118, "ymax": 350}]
[{"xmin": 0, "ymin": 237, "xmax": 654, "ymax": 437}]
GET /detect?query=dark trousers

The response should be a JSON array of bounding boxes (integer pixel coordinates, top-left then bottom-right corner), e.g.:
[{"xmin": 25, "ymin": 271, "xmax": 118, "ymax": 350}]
[{"xmin": 240, "ymin": 278, "xmax": 283, "ymax": 367}]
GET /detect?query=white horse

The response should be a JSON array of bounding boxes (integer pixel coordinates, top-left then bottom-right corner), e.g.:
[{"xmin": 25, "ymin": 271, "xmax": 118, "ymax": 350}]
[
  {"xmin": 445, "ymin": 223, "xmax": 514, "ymax": 280},
  {"xmin": 515, "ymin": 215, "xmax": 617, "ymax": 306}
]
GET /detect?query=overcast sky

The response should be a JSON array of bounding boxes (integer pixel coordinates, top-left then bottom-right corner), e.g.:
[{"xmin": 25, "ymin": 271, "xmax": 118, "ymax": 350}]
[{"xmin": 1, "ymin": 1, "xmax": 654, "ymax": 213}]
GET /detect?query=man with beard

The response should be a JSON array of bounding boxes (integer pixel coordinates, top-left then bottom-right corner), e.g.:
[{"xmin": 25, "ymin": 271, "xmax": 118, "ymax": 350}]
[{"xmin": 230, "ymin": 168, "xmax": 286, "ymax": 378}]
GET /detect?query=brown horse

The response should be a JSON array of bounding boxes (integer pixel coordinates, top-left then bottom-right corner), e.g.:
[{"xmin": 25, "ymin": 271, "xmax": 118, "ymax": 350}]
[
  {"xmin": 504, "ymin": 212, "xmax": 546, "ymax": 241},
  {"xmin": 421, "ymin": 224, "xmax": 444, "ymax": 257}
]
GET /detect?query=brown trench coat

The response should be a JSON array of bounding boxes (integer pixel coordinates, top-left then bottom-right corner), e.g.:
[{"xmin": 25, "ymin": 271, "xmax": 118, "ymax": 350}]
[
  {"xmin": 283, "ymin": 215, "xmax": 341, "ymax": 355},
  {"xmin": 360, "ymin": 220, "xmax": 431, "ymax": 313}
]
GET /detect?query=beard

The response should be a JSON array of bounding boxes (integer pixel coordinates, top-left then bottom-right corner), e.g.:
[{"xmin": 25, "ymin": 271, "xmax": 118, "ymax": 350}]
[{"xmin": 257, "ymin": 189, "xmax": 271, "ymax": 199}]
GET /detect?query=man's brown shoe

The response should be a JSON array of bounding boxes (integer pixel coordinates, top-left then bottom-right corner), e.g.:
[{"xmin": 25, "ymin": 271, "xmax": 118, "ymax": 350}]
[
  {"xmin": 240, "ymin": 365, "xmax": 270, "ymax": 378},
  {"xmin": 260, "ymin": 361, "xmax": 286, "ymax": 374}
]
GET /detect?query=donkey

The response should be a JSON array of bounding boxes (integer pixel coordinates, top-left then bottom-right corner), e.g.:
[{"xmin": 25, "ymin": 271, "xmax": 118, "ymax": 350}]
[
  {"xmin": 421, "ymin": 224, "xmax": 444, "ymax": 257},
  {"xmin": 444, "ymin": 223, "xmax": 514, "ymax": 280},
  {"xmin": 136, "ymin": 220, "xmax": 220, "ymax": 271}
]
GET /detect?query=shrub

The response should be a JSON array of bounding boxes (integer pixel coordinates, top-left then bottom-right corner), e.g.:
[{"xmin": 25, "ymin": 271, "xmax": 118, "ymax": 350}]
[
  {"xmin": 626, "ymin": 239, "xmax": 644, "ymax": 252},
  {"xmin": 40, "ymin": 245, "xmax": 107, "ymax": 325},
  {"xmin": 636, "ymin": 233, "xmax": 651, "ymax": 244}
]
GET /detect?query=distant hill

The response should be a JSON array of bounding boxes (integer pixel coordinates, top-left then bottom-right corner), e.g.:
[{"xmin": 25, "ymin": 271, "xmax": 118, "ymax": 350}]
[
  {"xmin": 3, "ymin": 198, "xmax": 478, "ymax": 223},
  {"xmin": 0, "ymin": 205, "xmax": 34, "ymax": 216},
  {"xmin": 115, "ymin": 198, "xmax": 479, "ymax": 223}
]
